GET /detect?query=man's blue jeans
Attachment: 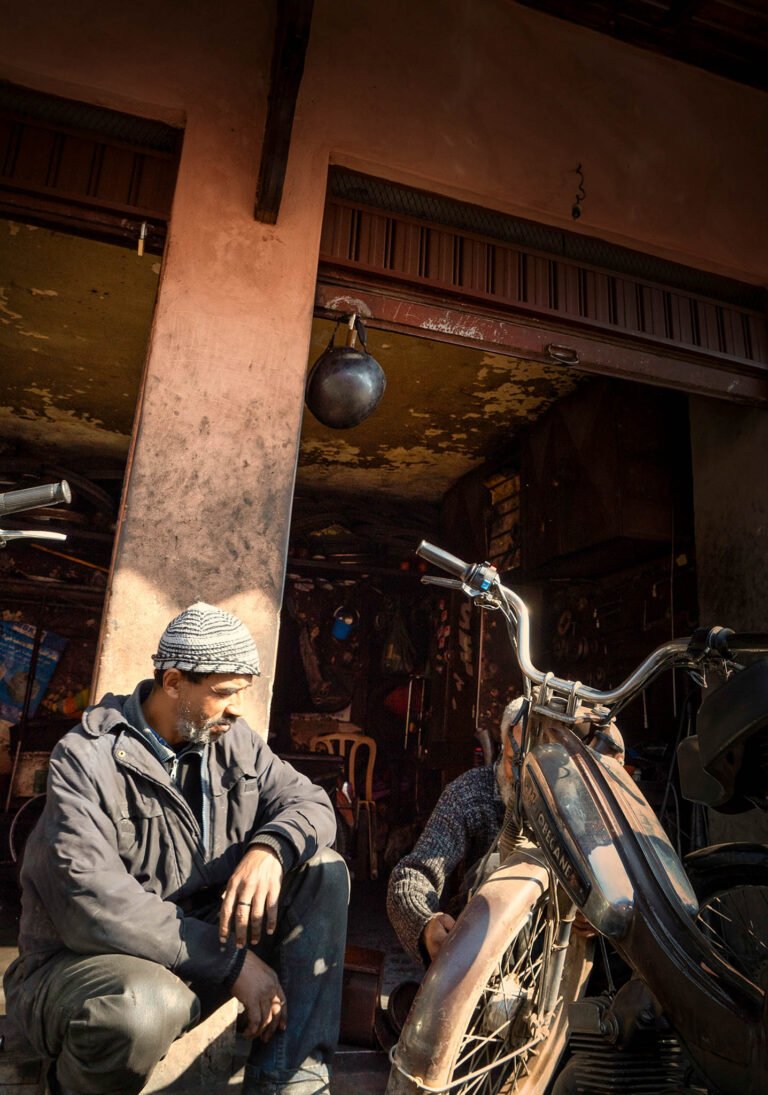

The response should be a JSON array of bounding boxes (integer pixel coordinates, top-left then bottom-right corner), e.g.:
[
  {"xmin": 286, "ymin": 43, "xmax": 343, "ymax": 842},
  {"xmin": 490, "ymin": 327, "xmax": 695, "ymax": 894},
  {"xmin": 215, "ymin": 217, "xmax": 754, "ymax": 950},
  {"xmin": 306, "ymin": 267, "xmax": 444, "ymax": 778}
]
[
  {"xmin": 242, "ymin": 847, "xmax": 349, "ymax": 1094},
  {"xmin": 9, "ymin": 848, "xmax": 349, "ymax": 1095}
]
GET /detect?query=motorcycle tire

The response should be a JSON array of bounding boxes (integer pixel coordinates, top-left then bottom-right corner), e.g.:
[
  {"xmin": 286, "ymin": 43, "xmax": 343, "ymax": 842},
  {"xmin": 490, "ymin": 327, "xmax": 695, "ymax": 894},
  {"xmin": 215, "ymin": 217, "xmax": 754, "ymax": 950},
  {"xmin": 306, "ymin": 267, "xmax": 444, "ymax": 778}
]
[
  {"xmin": 686, "ymin": 842, "xmax": 768, "ymax": 991},
  {"xmin": 387, "ymin": 851, "xmax": 592, "ymax": 1095}
]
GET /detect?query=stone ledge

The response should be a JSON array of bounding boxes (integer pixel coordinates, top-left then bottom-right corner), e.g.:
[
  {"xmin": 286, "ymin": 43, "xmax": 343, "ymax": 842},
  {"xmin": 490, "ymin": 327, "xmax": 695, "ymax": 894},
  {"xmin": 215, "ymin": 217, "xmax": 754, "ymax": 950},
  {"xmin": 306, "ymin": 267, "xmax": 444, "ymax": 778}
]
[{"xmin": 142, "ymin": 998, "xmax": 240, "ymax": 1094}]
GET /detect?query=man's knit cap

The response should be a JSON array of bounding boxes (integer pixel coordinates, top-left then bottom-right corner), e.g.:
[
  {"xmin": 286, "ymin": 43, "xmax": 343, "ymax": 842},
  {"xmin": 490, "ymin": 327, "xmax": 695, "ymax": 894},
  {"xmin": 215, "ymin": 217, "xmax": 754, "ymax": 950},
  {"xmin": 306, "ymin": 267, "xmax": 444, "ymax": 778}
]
[{"xmin": 152, "ymin": 602, "xmax": 260, "ymax": 676}]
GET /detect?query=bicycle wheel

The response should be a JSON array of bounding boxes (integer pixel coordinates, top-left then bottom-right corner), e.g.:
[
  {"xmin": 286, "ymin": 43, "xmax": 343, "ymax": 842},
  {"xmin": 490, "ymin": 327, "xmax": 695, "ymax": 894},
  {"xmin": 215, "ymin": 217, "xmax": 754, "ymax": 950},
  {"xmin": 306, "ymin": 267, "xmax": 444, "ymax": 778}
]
[
  {"xmin": 687, "ymin": 844, "xmax": 768, "ymax": 990},
  {"xmin": 387, "ymin": 850, "xmax": 592, "ymax": 1095}
]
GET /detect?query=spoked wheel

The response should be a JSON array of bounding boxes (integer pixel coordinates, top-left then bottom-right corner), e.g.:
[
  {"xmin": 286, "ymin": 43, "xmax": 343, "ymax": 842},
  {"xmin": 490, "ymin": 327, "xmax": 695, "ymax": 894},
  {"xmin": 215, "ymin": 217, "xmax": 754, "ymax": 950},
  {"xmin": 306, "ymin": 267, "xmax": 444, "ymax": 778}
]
[
  {"xmin": 8, "ymin": 792, "xmax": 46, "ymax": 869},
  {"xmin": 445, "ymin": 887, "xmax": 565, "ymax": 1094},
  {"xmin": 697, "ymin": 885, "xmax": 768, "ymax": 988},
  {"xmin": 387, "ymin": 850, "xmax": 592, "ymax": 1095},
  {"xmin": 686, "ymin": 843, "xmax": 768, "ymax": 991}
]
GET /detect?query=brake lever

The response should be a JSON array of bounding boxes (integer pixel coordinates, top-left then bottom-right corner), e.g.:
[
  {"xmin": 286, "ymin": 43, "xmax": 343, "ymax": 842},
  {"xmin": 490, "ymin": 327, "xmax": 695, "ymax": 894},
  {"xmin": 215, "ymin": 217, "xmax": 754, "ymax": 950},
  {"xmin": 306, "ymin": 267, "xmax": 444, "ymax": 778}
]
[
  {"xmin": 420, "ymin": 576, "xmax": 502, "ymax": 608},
  {"xmin": 0, "ymin": 529, "xmax": 68, "ymax": 547},
  {"xmin": 420, "ymin": 576, "xmax": 465, "ymax": 591}
]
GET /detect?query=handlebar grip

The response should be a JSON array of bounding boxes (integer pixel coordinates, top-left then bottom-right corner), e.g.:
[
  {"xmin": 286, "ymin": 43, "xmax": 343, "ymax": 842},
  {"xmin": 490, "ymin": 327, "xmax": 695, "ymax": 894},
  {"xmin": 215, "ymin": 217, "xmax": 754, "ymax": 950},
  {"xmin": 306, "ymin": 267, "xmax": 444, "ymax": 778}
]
[
  {"xmin": 0, "ymin": 481, "xmax": 71, "ymax": 518},
  {"xmin": 715, "ymin": 631, "xmax": 768, "ymax": 655},
  {"xmin": 416, "ymin": 540, "xmax": 470, "ymax": 580},
  {"xmin": 687, "ymin": 626, "xmax": 768, "ymax": 657}
]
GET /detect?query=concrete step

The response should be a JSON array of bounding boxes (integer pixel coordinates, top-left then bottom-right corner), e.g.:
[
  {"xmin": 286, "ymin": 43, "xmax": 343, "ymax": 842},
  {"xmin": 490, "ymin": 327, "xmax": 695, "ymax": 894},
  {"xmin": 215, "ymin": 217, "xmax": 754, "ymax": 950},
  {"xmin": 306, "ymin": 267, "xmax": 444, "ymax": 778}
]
[
  {"xmin": 332, "ymin": 1047, "xmax": 390, "ymax": 1095},
  {"xmin": 0, "ymin": 1030, "xmax": 392, "ymax": 1094}
]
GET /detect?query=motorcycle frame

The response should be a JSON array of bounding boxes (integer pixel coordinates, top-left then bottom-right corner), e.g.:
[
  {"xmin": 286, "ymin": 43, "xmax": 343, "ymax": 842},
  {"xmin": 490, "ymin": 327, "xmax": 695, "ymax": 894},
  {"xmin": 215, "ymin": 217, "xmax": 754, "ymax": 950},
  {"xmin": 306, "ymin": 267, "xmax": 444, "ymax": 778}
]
[
  {"xmin": 398, "ymin": 544, "xmax": 768, "ymax": 1095},
  {"xmin": 517, "ymin": 704, "xmax": 767, "ymax": 1095}
]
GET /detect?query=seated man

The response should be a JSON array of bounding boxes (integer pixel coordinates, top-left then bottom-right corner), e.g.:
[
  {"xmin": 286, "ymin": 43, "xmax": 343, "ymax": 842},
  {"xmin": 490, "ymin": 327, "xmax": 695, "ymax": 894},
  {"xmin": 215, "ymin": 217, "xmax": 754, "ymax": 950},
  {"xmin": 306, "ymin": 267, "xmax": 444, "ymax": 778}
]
[
  {"xmin": 4, "ymin": 602, "xmax": 348, "ymax": 1095},
  {"xmin": 387, "ymin": 697, "xmax": 526, "ymax": 965}
]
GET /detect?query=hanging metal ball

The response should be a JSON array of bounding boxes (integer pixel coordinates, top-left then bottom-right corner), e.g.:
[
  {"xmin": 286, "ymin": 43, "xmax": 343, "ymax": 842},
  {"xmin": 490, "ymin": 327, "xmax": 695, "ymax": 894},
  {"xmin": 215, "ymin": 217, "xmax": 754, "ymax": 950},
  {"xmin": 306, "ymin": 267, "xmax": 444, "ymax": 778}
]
[{"xmin": 305, "ymin": 345, "xmax": 387, "ymax": 429}]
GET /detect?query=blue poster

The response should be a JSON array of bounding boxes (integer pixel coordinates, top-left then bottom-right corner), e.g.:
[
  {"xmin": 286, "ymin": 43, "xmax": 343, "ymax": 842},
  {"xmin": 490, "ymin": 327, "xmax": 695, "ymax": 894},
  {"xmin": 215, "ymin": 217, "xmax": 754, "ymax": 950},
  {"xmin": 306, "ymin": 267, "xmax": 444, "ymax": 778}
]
[{"xmin": 0, "ymin": 621, "xmax": 68, "ymax": 723}]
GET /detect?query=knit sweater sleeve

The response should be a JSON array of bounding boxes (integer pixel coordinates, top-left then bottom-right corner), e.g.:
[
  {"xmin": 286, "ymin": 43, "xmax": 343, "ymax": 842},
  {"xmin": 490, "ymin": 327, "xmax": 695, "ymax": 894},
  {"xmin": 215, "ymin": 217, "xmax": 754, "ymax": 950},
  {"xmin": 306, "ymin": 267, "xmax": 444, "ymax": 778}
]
[{"xmin": 386, "ymin": 766, "xmax": 500, "ymax": 962}]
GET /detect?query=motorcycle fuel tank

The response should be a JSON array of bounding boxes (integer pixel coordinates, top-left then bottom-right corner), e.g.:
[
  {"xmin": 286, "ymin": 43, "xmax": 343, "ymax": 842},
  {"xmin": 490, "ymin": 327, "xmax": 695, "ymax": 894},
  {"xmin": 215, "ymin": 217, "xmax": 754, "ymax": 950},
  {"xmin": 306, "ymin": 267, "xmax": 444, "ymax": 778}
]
[{"xmin": 521, "ymin": 738, "xmax": 698, "ymax": 939}]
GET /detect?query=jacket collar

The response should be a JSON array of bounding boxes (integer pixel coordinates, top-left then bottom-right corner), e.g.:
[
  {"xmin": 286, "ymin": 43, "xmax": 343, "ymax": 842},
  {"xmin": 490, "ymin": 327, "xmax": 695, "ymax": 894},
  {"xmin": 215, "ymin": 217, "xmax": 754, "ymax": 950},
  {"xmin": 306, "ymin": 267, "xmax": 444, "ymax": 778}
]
[
  {"xmin": 80, "ymin": 687, "xmax": 141, "ymax": 738},
  {"xmin": 80, "ymin": 680, "xmax": 208, "ymax": 759}
]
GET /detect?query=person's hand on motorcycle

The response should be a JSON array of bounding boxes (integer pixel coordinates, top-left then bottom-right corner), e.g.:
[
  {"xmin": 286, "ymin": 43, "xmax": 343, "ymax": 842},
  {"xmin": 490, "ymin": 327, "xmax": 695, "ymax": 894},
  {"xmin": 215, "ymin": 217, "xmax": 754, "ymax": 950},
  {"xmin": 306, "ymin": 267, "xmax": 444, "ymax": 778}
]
[
  {"xmin": 572, "ymin": 910, "xmax": 597, "ymax": 938},
  {"xmin": 231, "ymin": 950, "xmax": 287, "ymax": 1041},
  {"xmin": 219, "ymin": 845, "xmax": 284, "ymax": 947},
  {"xmin": 422, "ymin": 912, "xmax": 456, "ymax": 961}
]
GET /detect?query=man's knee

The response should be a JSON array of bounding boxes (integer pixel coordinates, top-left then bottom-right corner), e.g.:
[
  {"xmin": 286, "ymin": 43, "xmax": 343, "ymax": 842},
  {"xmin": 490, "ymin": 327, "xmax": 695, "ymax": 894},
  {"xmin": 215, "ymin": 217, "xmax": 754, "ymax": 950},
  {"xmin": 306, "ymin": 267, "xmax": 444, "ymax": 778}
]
[
  {"xmin": 108, "ymin": 961, "xmax": 196, "ymax": 1039},
  {"xmin": 276, "ymin": 848, "xmax": 349, "ymax": 941},
  {"xmin": 291, "ymin": 848, "xmax": 350, "ymax": 908},
  {"xmin": 61, "ymin": 958, "xmax": 199, "ymax": 1086},
  {"xmin": 310, "ymin": 846, "xmax": 350, "ymax": 883}
]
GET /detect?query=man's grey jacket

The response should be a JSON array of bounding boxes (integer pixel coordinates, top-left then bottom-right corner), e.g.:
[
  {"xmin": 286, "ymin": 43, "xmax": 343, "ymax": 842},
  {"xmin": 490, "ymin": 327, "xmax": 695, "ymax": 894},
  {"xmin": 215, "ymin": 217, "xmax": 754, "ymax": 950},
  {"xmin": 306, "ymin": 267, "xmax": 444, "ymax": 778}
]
[{"xmin": 5, "ymin": 686, "xmax": 337, "ymax": 1009}]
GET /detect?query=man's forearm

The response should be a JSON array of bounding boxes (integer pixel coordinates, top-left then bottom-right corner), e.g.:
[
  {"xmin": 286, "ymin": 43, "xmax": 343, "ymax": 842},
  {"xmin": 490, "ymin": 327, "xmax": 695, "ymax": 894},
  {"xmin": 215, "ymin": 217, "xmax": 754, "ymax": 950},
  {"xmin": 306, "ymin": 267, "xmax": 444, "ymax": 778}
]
[{"xmin": 386, "ymin": 865, "xmax": 442, "ymax": 961}]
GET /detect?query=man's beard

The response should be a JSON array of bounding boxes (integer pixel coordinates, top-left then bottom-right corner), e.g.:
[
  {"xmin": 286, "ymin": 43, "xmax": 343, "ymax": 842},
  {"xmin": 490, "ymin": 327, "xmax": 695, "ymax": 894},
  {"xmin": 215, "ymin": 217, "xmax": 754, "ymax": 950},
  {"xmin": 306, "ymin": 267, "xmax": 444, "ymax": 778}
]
[{"xmin": 176, "ymin": 713, "xmax": 235, "ymax": 746}]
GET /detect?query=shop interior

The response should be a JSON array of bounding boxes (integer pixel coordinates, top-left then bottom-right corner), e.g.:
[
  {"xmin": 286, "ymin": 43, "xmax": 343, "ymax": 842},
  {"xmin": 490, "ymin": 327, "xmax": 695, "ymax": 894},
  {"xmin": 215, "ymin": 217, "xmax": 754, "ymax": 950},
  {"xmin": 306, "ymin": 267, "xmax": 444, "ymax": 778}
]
[{"xmin": 270, "ymin": 317, "xmax": 699, "ymax": 900}]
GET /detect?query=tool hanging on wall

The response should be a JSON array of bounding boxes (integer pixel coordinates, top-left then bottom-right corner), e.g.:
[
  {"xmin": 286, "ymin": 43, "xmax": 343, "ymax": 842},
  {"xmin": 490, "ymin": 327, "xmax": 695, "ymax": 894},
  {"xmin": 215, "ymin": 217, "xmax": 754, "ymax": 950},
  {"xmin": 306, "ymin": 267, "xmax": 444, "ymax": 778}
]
[
  {"xmin": 402, "ymin": 675, "xmax": 427, "ymax": 753},
  {"xmin": 331, "ymin": 606, "xmax": 358, "ymax": 641}
]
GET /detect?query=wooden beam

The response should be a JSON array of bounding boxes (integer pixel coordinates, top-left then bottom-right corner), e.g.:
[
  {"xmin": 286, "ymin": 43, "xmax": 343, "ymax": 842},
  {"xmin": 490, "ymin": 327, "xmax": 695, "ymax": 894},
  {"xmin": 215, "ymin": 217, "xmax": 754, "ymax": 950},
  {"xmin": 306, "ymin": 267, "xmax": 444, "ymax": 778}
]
[
  {"xmin": 315, "ymin": 276, "xmax": 768, "ymax": 405},
  {"xmin": 254, "ymin": 0, "xmax": 314, "ymax": 224}
]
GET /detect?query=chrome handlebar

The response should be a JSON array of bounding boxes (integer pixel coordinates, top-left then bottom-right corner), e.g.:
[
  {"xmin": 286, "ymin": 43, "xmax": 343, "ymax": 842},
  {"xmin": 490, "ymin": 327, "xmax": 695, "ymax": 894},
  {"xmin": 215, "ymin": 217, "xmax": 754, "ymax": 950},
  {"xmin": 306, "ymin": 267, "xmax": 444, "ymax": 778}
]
[
  {"xmin": 416, "ymin": 539, "xmax": 733, "ymax": 714},
  {"xmin": 489, "ymin": 575, "xmax": 691, "ymax": 707}
]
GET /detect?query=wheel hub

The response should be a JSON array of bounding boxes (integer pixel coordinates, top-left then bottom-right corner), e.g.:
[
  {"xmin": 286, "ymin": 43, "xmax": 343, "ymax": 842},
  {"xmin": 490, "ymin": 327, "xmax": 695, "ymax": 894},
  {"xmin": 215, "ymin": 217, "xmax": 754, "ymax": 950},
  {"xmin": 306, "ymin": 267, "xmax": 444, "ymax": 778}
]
[{"xmin": 482, "ymin": 973, "xmax": 531, "ymax": 1036}]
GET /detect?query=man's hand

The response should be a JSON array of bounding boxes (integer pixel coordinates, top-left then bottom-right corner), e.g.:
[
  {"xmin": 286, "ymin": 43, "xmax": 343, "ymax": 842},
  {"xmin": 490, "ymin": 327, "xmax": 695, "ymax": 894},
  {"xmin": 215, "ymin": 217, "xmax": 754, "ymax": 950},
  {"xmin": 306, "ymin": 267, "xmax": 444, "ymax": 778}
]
[
  {"xmin": 231, "ymin": 950, "xmax": 287, "ymax": 1041},
  {"xmin": 422, "ymin": 912, "xmax": 456, "ymax": 961},
  {"xmin": 219, "ymin": 845, "xmax": 284, "ymax": 947}
]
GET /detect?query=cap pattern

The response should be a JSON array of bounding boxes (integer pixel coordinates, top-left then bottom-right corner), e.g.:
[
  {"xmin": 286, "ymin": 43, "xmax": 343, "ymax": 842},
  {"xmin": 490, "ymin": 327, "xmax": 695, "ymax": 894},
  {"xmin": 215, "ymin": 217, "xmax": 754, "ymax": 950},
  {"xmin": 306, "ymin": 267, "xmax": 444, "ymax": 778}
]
[{"xmin": 152, "ymin": 602, "xmax": 260, "ymax": 676}]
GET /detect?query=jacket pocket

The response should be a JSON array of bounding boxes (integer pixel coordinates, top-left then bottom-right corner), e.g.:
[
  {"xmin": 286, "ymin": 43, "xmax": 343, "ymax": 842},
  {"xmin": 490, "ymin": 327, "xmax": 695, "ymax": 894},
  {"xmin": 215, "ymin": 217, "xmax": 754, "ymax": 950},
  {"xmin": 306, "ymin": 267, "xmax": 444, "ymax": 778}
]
[
  {"xmin": 116, "ymin": 801, "xmax": 183, "ymax": 895},
  {"xmin": 212, "ymin": 768, "xmax": 262, "ymax": 852}
]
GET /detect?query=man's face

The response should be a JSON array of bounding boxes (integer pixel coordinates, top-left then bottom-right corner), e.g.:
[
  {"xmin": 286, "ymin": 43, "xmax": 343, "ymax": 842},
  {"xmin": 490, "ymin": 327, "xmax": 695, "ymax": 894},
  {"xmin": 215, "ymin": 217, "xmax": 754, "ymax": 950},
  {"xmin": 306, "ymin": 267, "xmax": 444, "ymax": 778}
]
[{"xmin": 174, "ymin": 673, "xmax": 253, "ymax": 745}]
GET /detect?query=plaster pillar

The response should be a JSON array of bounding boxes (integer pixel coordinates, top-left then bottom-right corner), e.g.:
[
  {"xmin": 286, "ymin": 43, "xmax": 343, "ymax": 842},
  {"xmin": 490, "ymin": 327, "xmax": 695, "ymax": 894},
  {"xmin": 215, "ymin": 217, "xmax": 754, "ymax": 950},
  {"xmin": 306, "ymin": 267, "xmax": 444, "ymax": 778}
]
[{"xmin": 93, "ymin": 70, "xmax": 330, "ymax": 734}]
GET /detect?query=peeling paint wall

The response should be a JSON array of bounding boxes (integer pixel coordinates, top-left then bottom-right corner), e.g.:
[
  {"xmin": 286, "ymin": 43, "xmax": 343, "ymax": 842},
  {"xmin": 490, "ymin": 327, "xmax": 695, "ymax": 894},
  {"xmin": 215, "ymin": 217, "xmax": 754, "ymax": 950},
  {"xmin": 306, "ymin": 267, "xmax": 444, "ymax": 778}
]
[
  {"xmin": 299, "ymin": 322, "xmax": 578, "ymax": 501},
  {"xmin": 0, "ymin": 0, "xmax": 316, "ymax": 729},
  {"xmin": 0, "ymin": 222, "xmax": 158, "ymax": 458},
  {"xmin": 298, "ymin": 1, "xmax": 768, "ymax": 286}
]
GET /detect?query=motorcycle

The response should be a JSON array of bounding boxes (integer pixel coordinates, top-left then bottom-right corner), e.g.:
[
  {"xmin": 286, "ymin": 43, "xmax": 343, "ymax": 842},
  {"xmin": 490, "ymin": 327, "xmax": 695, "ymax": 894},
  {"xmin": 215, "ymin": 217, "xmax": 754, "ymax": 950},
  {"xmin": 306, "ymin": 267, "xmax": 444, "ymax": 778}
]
[
  {"xmin": 386, "ymin": 541, "xmax": 768, "ymax": 1095},
  {"xmin": 0, "ymin": 479, "xmax": 71, "ymax": 548}
]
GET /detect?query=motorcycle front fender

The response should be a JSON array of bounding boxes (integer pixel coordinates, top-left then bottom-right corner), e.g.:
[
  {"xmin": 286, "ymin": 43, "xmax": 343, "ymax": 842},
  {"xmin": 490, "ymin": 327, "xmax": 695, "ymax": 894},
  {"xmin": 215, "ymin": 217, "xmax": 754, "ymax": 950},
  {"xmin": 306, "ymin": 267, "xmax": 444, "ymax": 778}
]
[
  {"xmin": 685, "ymin": 841, "xmax": 768, "ymax": 901},
  {"xmin": 386, "ymin": 847, "xmax": 592, "ymax": 1094}
]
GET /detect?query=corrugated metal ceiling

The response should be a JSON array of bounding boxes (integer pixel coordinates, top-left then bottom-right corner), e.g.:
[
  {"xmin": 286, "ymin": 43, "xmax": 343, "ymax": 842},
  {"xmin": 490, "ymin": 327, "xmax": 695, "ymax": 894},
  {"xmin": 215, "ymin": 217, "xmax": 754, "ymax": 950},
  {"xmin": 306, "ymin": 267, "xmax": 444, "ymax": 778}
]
[{"xmin": 328, "ymin": 168, "xmax": 765, "ymax": 311}]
